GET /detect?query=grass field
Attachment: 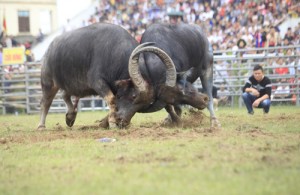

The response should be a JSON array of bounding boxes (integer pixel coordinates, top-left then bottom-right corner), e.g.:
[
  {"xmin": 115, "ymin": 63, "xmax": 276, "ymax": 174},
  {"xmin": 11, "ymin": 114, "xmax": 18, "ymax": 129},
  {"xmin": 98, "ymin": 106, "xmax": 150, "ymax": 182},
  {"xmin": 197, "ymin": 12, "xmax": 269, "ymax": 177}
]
[{"xmin": 0, "ymin": 106, "xmax": 300, "ymax": 195}]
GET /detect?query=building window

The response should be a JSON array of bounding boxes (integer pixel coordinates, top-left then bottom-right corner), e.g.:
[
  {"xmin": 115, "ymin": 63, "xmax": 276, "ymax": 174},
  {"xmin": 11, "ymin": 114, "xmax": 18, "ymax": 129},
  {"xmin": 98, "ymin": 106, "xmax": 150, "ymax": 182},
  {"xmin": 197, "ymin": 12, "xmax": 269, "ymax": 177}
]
[{"xmin": 18, "ymin": 11, "xmax": 30, "ymax": 33}]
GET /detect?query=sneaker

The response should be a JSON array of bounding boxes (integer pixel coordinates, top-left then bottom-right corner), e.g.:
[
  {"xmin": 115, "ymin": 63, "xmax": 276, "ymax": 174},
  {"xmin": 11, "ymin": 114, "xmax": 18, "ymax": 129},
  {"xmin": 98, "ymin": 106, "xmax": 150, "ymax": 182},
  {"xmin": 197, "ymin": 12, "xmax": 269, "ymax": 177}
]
[{"xmin": 248, "ymin": 111, "xmax": 254, "ymax": 115}]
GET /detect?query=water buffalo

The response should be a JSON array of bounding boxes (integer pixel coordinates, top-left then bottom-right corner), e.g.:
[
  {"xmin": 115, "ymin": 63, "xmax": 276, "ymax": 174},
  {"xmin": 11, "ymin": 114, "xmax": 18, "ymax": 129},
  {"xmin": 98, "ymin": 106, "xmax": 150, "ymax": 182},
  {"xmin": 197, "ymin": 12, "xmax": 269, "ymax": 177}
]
[
  {"xmin": 140, "ymin": 23, "xmax": 220, "ymax": 128},
  {"xmin": 37, "ymin": 23, "xmax": 208, "ymax": 129},
  {"xmin": 37, "ymin": 23, "xmax": 177, "ymax": 129}
]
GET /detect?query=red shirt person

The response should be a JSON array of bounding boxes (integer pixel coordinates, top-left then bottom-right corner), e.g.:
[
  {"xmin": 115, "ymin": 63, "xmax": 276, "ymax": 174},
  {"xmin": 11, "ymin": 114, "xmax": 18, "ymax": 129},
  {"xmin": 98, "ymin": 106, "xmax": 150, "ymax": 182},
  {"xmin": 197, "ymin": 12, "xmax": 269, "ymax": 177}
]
[{"xmin": 274, "ymin": 58, "xmax": 289, "ymax": 75}]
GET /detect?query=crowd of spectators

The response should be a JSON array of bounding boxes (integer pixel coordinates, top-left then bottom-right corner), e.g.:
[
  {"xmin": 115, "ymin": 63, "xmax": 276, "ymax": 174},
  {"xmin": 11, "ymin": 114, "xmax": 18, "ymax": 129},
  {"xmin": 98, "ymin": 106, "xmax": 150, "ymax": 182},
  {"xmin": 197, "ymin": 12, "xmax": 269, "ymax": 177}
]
[{"xmin": 68, "ymin": 0, "xmax": 300, "ymax": 50}]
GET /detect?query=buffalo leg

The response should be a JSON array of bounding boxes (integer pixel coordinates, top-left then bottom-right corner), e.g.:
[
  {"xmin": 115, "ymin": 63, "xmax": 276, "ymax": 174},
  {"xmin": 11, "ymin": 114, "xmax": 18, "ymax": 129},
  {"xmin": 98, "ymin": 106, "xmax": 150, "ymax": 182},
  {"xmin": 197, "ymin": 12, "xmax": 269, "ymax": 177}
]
[
  {"xmin": 199, "ymin": 68, "xmax": 221, "ymax": 129},
  {"xmin": 174, "ymin": 105, "xmax": 182, "ymax": 117},
  {"xmin": 63, "ymin": 92, "xmax": 79, "ymax": 127},
  {"xmin": 37, "ymin": 85, "xmax": 59, "ymax": 130},
  {"xmin": 164, "ymin": 105, "xmax": 182, "ymax": 126},
  {"xmin": 103, "ymin": 92, "xmax": 118, "ymax": 128},
  {"xmin": 88, "ymin": 79, "xmax": 118, "ymax": 128}
]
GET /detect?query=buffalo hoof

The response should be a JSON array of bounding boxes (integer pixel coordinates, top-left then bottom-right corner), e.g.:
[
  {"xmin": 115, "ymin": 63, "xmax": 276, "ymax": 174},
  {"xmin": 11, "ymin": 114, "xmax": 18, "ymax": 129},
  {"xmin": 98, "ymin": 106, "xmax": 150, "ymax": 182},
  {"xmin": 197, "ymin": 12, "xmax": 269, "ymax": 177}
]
[
  {"xmin": 211, "ymin": 117, "xmax": 221, "ymax": 130},
  {"xmin": 66, "ymin": 112, "xmax": 77, "ymax": 127},
  {"xmin": 109, "ymin": 122, "xmax": 118, "ymax": 129},
  {"xmin": 37, "ymin": 125, "xmax": 46, "ymax": 130},
  {"xmin": 98, "ymin": 115, "xmax": 128, "ymax": 129},
  {"xmin": 117, "ymin": 119, "xmax": 130, "ymax": 129},
  {"xmin": 162, "ymin": 117, "xmax": 182, "ymax": 127},
  {"xmin": 98, "ymin": 116, "xmax": 109, "ymax": 129}
]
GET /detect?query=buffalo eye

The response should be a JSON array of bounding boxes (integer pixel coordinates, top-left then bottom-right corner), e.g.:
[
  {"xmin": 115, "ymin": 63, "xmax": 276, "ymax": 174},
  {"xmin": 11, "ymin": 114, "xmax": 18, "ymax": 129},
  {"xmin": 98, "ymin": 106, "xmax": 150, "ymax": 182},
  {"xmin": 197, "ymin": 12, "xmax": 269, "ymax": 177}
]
[{"xmin": 189, "ymin": 90, "xmax": 196, "ymax": 95}]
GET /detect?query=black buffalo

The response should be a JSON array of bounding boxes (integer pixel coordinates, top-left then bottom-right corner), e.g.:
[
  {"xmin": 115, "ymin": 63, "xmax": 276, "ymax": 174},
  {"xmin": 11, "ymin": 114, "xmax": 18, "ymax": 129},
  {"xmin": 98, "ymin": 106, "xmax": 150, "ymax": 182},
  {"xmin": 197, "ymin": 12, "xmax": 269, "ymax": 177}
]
[
  {"xmin": 140, "ymin": 23, "xmax": 220, "ymax": 128},
  {"xmin": 37, "ymin": 23, "xmax": 208, "ymax": 129}
]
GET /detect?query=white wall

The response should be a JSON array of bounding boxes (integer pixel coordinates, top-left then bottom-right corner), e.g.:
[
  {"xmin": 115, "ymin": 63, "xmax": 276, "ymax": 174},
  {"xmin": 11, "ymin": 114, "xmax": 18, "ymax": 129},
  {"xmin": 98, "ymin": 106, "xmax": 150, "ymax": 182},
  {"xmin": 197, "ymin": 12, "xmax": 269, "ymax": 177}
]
[
  {"xmin": 32, "ymin": 1, "xmax": 97, "ymax": 61},
  {"xmin": 56, "ymin": 0, "xmax": 93, "ymax": 28},
  {"xmin": 279, "ymin": 18, "xmax": 300, "ymax": 38}
]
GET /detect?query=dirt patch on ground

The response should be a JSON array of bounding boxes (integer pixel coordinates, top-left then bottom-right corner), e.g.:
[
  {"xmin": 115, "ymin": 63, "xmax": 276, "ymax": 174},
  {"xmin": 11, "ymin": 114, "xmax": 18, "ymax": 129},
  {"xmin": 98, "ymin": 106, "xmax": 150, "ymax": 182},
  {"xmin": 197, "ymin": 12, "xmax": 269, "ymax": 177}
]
[
  {"xmin": 4, "ymin": 125, "xmax": 210, "ymax": 145},
  {"xmin": 1, "ymin": 110, "xmax": 299, "ymax": 146},
  {"xmin": 1, "ymin": 109, "xmax": 213, "ymax": 144}
]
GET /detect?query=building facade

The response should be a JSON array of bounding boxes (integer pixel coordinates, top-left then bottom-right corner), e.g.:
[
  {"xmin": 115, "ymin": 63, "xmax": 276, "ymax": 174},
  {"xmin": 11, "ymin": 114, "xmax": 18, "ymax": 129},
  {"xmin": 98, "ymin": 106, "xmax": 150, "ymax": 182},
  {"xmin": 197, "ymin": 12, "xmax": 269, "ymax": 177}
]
[{"xmin": 0, "ymin": 0, "xmax": 57, "ymax": 39}]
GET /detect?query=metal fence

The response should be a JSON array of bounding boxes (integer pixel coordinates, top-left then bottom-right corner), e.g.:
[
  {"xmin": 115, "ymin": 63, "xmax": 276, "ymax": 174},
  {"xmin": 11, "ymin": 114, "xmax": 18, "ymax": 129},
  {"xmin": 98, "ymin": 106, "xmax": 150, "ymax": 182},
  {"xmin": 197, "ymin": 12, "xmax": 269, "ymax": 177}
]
[
  {"xmin": 1, "ymin": 45, "xmax": 299, "ymax": 114},
  {"xmin": 0, "ymin": 62, "xmax": 108, "ymax": 114},
  {"xmin": 203, "ymin": 45, "xmax": 300, "ymax": 107}
]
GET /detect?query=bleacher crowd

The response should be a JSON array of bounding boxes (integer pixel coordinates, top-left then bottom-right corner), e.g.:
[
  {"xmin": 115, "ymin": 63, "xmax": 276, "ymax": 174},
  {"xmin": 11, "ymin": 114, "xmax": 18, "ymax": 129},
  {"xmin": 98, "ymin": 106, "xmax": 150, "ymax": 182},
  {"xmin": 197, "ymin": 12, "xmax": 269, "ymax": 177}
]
[{"xmin": 83, "ymin": 0, "xmax": 300, "ymax": 48}]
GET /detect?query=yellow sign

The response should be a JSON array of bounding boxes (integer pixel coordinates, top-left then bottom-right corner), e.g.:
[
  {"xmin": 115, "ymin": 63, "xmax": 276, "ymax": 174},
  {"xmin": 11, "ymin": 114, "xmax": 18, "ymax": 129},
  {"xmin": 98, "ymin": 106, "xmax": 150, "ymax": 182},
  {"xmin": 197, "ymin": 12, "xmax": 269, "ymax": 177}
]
[{"xmin": 3, "ymin": 47, "xmax": 25, "ymax": 65}]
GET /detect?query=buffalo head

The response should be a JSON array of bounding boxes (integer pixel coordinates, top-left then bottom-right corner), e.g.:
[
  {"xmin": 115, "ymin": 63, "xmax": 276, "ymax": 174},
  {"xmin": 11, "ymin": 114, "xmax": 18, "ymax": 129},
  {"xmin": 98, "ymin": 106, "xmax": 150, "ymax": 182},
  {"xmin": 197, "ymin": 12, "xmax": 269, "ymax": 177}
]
[
  {"xmin": 113, "ymin": 43, "xmax": 177, "ymax": 128},
  {"xmin": 110, "ymin": 43, "xmax": 209, "ymax": 128},
  {"xmin": 157, "ymin": 80, "xmax": 209, "ymax": 110}
]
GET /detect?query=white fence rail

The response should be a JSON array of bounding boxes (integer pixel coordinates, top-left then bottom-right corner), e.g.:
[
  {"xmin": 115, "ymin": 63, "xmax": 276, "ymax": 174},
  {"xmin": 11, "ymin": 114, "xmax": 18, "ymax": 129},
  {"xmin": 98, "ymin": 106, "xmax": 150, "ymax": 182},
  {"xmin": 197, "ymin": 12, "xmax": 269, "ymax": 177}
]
[
  {"xmin": 1, "ymin": 45, "xmax": 299, "ymax": 114},
  {"xmin": 200, "ymin": 45, "xmax": 300, "ymax": 107},
  {"xmin": 0, "ymin": 62, "xmax": 108, "ymax": 114}
]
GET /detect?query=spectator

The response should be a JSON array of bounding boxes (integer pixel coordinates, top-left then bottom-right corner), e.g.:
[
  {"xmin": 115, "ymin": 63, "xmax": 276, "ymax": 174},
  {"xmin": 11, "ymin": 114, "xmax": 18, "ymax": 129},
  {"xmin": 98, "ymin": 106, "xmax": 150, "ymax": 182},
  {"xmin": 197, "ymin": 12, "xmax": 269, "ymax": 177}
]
[
  {"xmin": 63, "ymin": 19, "xmax": 74, "ymax": 33},
  {"xmin": 212, "ymin": 43, "xmax": 221, "ymax": 55},
  {"xmin": 88, "ymin": 15, "xmax": 97, "ymax": 24},
  {"xmin": 261, "ymin": 26, "xmax": 268, "ymax": 47},
  {"xmin": 167, "ymin": 11, "xmax": 183, "ymax": 25},
  {"xmin": 99, "ymin": 12, "xmax": 108, "ymax": 23},
  {"xmin": 5, "ymin": 35, "xmax": 12, "ymax": 48},
  {"xmin": 217, "ymin": 83, "xmax": 231, "ymax": 106},
  {"xmin": 24, "ymin": 42, "xmax": 34, "ymax": 62},
  {"xmin": 3, "ymin": 64, "xmax": 16, "ymax": 114},
  {"xmin": 266, "ymin": 26, "xmax": 279, "ymax": 47},
  {"xmin": 289, "ymin": 64, "xmax": 300, "ymax": 104},
  {"xmin": 294, "ymin": 22, "xmax": 300, "ymax": 37},
  {"xmin": 0, "ymin": 45, "xmax": 2, "ymax": 64},
  {"xmin": 273, "ymin": 78, "xmax": 291, "ymax": 100},
  {"xmin": 81, "ymin": 20, "xmax": 87, "ymax": 28},
  {"xmin": 254, "ymin": 28, "xmax": 264, "ymax": 48},
  {"xmin": 273, "ymin": 57, "xmax": 289, "ymax": 77},
  {"xmin": 237, "ymin": 38, "xmax": 247, "ymax": 50},
  {"xmin": 284, "ymin": 27, "xmax": 295, "ymax": 43},
  {"xmin": 241, "ymin": 29, "xmax": 254, "ymax": 45},
  {"xmin": 236, "ymin": 37, "xmax": 247, "ymax": 61},
  {"xmin": 214, "ymin": 60, "xmax": 229, "ymax": 84},
  {"xmin": 285, "ymin": 48, "xmax": 296, "ymax": 75},
  {"xmin": 36, "ymin": 28, "xmax": 44, "ymax": 43},
  {"xmin": 242, "ymin": 65, "xmax": 272, "ymax": 115},
  {"xmin": 3, "ymin": 65, "xmax": 13, "ymax": 93},
  {"xmin": 186, "ymin": 8, "xmax": 197, "ymax": 24},
  {"xmin": 282, "ymin": 37, "xmax": 291, "ymax": 46}
]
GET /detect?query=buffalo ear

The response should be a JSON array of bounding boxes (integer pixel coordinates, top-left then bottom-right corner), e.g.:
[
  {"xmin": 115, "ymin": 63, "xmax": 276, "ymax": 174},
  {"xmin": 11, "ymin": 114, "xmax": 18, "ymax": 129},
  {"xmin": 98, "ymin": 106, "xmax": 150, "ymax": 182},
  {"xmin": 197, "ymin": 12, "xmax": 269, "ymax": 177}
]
[{"xmin": 115, "ymin": 79, "xmax": 133, "ymax": 89}]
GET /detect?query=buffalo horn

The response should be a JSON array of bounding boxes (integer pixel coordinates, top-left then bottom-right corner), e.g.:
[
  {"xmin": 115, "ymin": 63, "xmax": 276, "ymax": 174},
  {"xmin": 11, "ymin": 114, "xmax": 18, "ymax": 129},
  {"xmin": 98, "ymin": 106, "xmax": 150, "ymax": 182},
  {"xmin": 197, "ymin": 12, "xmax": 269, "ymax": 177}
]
[{"xmin": 128, "ymin": 44, "xmax": 176, "ymax": 94}]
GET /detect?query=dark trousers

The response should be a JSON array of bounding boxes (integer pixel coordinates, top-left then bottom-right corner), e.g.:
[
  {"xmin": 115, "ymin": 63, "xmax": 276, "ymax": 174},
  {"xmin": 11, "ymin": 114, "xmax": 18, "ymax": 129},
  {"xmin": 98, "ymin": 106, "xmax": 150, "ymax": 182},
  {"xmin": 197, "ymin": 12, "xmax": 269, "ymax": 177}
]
[{"xmin": 242, "ymin": 92, "xmax": 271, "ymax": 114}]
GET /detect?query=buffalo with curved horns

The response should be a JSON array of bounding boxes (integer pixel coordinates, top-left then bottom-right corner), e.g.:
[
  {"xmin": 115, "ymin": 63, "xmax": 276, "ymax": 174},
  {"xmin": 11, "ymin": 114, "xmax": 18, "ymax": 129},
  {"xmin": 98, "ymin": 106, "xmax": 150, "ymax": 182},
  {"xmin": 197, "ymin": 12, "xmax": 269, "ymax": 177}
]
[
  {"xmin": 37, "ymin": 23, "xmax": 209, "ymax": 129},
  {"xmin": 140, "ymin": 23, "xmax": 220, "ymax": 128}
]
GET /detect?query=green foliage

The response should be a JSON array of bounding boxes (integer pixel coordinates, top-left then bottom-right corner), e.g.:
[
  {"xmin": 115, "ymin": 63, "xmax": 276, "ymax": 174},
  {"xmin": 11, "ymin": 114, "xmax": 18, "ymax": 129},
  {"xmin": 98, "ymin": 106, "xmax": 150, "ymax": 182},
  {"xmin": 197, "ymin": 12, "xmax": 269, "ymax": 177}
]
[{"xmin": 0, "ymin": 106, "xmax": 300, "ymax": 195}]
